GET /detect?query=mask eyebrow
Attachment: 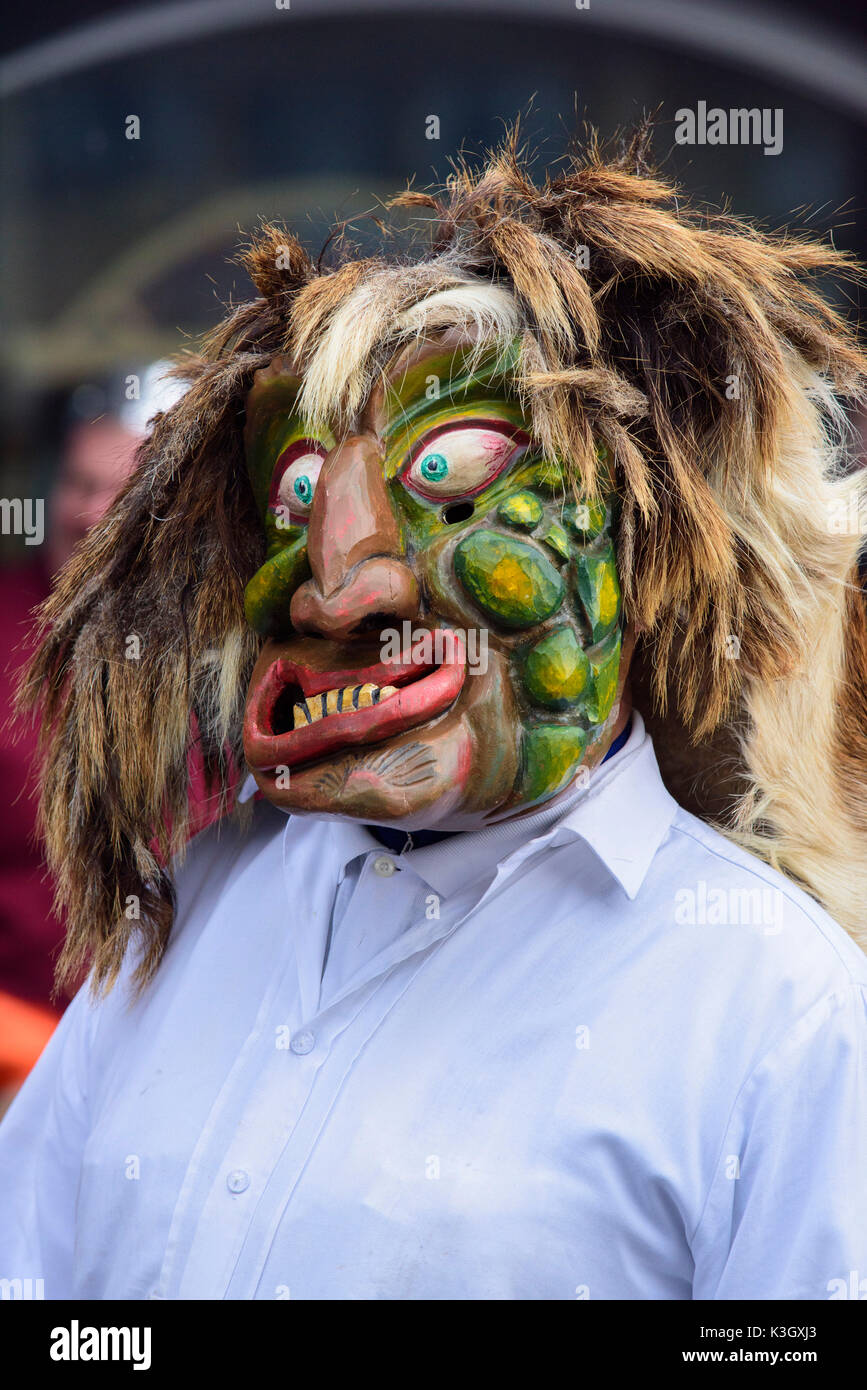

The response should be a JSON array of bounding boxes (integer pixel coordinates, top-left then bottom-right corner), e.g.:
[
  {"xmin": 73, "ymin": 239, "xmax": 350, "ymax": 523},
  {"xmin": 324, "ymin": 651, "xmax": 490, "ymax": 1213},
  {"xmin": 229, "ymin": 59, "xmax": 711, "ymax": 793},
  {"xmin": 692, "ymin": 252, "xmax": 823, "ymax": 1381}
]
[{"xmin": 381, "ymin": 340, "xmax": 521, "ymax": 439}]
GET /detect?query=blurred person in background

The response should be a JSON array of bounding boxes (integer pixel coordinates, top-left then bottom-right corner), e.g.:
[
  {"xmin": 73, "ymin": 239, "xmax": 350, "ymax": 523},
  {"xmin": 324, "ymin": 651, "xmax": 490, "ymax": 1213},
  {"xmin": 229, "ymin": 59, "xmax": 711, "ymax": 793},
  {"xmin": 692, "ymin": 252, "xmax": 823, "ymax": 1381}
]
[
  {"xmin": 44, "ymin": 411, "xmax": 144, "ymax": 576},
  {"xmin": 0, "ymin": 365, "xmax": 184, "ymax": 1109}
]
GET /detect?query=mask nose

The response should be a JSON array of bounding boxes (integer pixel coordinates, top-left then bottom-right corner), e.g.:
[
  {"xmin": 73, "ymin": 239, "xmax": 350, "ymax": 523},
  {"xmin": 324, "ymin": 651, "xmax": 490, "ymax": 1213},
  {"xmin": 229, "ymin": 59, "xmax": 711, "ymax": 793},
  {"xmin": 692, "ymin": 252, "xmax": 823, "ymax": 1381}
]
[{"xmin": 289, "ymin": 433, "xmax": 421, "ymax": 642}]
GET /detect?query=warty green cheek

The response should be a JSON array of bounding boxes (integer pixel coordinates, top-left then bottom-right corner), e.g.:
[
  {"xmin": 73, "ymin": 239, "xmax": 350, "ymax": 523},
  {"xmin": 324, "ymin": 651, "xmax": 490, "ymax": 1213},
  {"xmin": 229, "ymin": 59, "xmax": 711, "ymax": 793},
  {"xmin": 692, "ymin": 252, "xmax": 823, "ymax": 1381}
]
[
  {"xmin": 520, "ymin": 725, "xmax": 588, "ymax": 804},
  {"xmin": 513, "ymin": 626, "xmax": 622, "ymax": 808},
  {"xmin": 584, "ymin": 629, "xmax": 622, "ymax": 724},
  {"xmin": 575, "ymin": 540, "xmax": 621, "ymax": 643},
  {"xmin": 406, "ymin": 475, "xmax": 624, "ymax": 809},
  {"xmin": 451, "ymin": 488, "xmax": 622, "ymax": 808},
  {"xmin": 454, "ymin": 531, "xmax": 565, "ymax": 627},
  {"xmin": 497, "ymin": 491, "xmax": 543, "ymax": 529},
  {"xmin": 522, "ymin": 626, "xmax": 591, "ymax": 708}
]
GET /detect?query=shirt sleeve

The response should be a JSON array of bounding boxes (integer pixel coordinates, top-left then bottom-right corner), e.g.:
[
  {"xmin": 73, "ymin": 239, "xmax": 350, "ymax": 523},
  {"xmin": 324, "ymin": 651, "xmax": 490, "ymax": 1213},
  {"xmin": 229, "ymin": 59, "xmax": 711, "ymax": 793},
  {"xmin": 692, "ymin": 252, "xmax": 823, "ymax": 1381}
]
[
  {"xmin": 0, "ymin": 982, "xmax": 98, "ymax": 1298},
  {"xmin": 691, "ymin": 980, "xmax": 867, "ymax": 1300}
]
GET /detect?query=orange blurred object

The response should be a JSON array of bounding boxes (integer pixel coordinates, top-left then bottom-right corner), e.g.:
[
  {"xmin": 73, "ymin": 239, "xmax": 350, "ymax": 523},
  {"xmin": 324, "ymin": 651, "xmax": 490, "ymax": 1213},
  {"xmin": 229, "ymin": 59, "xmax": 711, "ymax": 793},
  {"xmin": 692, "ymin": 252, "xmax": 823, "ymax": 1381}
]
[{"xmin": 0, "ymin": 988, "xmax": 58, "ymax": 1089}]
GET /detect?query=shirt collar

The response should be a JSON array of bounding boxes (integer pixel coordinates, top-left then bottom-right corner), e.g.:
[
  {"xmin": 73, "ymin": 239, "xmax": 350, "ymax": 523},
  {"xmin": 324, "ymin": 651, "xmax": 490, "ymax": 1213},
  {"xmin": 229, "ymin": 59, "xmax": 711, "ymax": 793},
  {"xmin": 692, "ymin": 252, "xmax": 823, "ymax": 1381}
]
[
  {"xmin": 546, "ymin": 713, "xmax": 678, "ymax": 899},
  {"xmin": 237, "ymin": 774, "xmax": 261, "ymax": 804},
  {"xmin": 239, "ymin": 711, "xmax": 677, "ymax": 902},
  {"xmin": 406, "ymin": 776, "xmax": 593, "ymax": 898},
  {"xmin": 404, "ymin": 712, "xmax": 676, "ymax": 901}
]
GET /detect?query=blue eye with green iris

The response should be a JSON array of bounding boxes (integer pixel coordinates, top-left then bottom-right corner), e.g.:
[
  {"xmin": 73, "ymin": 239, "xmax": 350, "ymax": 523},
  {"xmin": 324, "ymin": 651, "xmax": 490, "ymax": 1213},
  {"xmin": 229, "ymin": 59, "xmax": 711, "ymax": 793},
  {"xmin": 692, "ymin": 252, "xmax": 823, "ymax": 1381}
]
[
  {"xmin": 294, "ymin": 475, "xmax": 313, "ymax": 505},
  {"xmin": 419, "ymin": 453, "xmax": 449, "ymax": 482}
]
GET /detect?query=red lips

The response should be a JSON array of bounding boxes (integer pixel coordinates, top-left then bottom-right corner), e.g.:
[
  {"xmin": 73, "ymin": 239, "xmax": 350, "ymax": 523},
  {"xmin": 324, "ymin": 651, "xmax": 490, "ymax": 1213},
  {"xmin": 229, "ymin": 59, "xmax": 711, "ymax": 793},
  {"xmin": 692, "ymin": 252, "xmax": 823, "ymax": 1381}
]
[{"xmin": 244, "ymin": 634, "xmax": 467, "ymax": 772}]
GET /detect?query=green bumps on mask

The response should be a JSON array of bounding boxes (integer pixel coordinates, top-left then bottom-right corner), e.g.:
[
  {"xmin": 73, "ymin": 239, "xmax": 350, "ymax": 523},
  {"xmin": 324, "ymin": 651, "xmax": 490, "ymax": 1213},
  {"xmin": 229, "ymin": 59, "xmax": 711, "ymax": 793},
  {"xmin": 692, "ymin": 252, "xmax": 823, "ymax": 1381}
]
[
  {"xmin": 453, "ymin": 472, "xmax": 623, "ymax": 809},
  {"xmin": 453, "ymin": 530, "xmax": 565, "ymax": 628}
]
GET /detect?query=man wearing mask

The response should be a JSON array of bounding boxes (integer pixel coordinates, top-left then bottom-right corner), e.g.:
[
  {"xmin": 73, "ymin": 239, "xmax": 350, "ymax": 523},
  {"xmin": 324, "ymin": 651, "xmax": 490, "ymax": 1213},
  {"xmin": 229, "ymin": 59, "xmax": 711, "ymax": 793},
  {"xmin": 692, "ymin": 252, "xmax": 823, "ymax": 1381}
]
[{"xmin": 1, "ymin": 135, "xmax": 866, "ymax": 1298}]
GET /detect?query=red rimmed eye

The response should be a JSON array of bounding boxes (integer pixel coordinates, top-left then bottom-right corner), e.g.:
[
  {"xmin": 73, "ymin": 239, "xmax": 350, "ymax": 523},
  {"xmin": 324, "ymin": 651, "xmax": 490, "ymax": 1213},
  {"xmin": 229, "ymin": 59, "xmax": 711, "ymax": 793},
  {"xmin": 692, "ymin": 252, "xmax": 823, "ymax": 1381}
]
[
  {"xmin": 401, "ymin": 422, "xmax": 529, "ymax": 500},
  {"xmin": 268, "ymin": 439, "xmax": 326, "ymax": 526}
]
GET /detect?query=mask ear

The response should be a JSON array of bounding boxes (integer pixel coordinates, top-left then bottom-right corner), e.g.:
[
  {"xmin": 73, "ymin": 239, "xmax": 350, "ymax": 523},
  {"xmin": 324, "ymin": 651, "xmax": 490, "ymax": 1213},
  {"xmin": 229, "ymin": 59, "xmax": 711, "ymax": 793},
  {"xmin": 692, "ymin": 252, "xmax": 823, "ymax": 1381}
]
[{"xmin": 18, "ymin": 229, "xmax": 316, "ymax": 999}]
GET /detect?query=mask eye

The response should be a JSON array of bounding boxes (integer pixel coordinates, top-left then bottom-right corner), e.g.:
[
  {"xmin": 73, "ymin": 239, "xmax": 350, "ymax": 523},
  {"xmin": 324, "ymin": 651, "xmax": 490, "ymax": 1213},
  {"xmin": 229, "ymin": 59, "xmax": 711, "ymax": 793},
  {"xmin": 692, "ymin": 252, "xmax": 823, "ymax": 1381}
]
[
  {"xmin": 268, "ymin": 439, "xmax": 326, "ymax": 526},
  {"xmin": 402, "ymin": 422, "xmax": 528, "ymax": 501}
]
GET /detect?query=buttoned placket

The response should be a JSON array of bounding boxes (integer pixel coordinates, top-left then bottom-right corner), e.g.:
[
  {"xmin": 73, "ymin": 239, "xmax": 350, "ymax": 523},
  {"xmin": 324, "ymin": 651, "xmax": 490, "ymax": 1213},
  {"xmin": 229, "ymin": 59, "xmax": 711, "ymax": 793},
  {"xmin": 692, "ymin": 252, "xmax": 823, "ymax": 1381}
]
[
  {"xmin": 153, "ymin": 809, "xmax": 567, "ymax": 1300},
  {"xmin": 319, "ymin": 847, "xmax": 432, "ymax": 1004},
  {"xmin": 227, "ymin": 840, "xmax": 559, "ymax": 1300}
]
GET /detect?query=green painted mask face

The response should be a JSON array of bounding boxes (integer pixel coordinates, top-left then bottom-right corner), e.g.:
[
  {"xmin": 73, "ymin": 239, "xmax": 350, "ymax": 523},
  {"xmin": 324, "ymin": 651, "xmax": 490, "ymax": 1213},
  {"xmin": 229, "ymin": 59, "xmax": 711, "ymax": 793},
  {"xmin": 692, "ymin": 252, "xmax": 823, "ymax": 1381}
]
[{"xmin": 242, "ymin": 336, "xmax": 629, "ymax": 828}]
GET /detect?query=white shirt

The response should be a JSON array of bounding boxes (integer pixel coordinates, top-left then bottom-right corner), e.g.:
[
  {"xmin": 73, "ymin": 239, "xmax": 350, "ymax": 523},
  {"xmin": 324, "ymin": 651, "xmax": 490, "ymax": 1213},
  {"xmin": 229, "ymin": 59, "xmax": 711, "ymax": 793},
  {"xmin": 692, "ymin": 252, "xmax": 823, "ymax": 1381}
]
[
  {"xmin": 1, "ymin": 714, "xmax": 866, "ymax": 1301},
  {"xmin": 322, "ymin": 763, "xmax": 597, "ymax": 1001}
]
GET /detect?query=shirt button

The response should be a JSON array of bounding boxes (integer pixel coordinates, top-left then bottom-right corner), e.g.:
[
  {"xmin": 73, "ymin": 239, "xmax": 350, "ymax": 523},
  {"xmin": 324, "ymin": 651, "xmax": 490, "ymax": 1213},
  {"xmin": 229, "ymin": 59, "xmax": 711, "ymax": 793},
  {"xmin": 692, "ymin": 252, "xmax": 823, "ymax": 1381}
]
[
  {"xmin": 373, "ymin": 855, "xmax": 396, "ymax": 877},
  {"xmin": 226, "ymin": 1169, "xmax": 250, "ymax": 1194},
  {"xmin": 290, "ymin": 1030, "xmax": 315, "ymax": 1055}
]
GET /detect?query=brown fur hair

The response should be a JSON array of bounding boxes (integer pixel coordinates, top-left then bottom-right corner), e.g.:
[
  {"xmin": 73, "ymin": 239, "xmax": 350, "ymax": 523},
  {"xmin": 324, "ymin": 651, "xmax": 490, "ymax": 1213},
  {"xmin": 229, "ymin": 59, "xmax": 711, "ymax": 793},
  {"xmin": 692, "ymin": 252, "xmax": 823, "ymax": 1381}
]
[{"xmin": 19, "ymin": 125, "xmax": 867, "ymax": 995}]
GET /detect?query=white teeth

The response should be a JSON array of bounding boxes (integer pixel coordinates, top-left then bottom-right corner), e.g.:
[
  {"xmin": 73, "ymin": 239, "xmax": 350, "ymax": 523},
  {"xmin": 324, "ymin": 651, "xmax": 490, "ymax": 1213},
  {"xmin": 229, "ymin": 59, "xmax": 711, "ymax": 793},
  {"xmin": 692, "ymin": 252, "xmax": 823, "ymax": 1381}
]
[{"xmin": 292, "ymin": 682, "xmax": 401, "ymax": 729}]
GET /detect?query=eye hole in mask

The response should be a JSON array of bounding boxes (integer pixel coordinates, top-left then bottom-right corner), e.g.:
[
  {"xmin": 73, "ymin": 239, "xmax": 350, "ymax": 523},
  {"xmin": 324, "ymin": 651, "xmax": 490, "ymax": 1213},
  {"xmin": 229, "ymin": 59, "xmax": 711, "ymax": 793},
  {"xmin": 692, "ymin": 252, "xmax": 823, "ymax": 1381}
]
[{"xmin": 441, "ymin": 501, "xmax": 475, "ymax": 525}]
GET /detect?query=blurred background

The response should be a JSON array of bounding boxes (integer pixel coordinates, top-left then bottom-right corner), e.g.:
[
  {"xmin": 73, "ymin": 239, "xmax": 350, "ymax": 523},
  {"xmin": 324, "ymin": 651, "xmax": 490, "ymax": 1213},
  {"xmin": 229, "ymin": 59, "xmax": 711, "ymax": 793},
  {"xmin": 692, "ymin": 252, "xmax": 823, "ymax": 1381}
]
[{"xmin": 0, "ymin": 0, "xmax": 865, "ymax": 1089}]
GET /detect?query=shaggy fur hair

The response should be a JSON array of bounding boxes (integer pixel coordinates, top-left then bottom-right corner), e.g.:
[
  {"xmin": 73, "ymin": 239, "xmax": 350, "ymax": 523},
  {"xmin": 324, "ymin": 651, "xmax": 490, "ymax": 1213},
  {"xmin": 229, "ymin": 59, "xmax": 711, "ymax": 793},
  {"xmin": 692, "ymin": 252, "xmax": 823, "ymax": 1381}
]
[{"xmin": 19, "ymin": 126, "xmax": 867, "ymax": 995}]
